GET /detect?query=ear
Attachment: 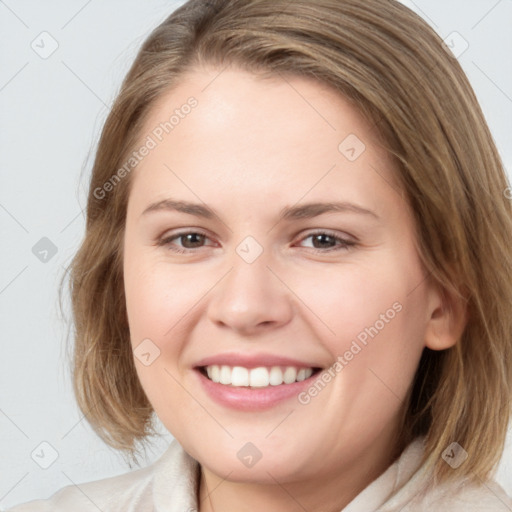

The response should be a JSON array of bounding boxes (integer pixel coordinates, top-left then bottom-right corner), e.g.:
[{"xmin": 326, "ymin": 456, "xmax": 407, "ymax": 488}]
[{"xmin": 424, "ymin": 282, "xmax": 469, "ymax": 351}]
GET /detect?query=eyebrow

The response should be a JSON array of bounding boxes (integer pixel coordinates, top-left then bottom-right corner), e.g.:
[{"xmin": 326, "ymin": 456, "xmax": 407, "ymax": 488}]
[{"xmin": 141, "ymin": 198, "xmax": 379, "ymax": 221}]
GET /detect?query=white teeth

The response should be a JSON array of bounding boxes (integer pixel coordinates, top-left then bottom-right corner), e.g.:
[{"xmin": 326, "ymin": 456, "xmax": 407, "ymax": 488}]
[
  {"xmin": 269, "ymin": 366, "xmax": 283, "ymax": 385},
  {"xmin": 283, "ymin": 367, "xmax": 297, "ymax": 384},
  {"xmin": 219, "ymin": 365, "xmax": 231, "ymax": 385},
  {"xmin": 203, "ymin": 365, "xmax": 315, "ymax": 387},
  {"xmin": 231, "ymin": 366, "xmax": 249, "ymax": 386},
  {"xmin": 250, "ymin": 367, "xmax": 269, "ymax": 387}
]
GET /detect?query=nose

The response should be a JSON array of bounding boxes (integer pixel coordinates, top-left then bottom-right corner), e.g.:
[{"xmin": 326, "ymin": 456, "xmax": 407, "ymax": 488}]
[{"xmin": 206, "ymin": 249, "xmax": 294, "ymax": 336}]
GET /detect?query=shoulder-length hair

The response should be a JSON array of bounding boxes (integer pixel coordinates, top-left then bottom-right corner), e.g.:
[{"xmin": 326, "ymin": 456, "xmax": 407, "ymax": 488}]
[{"xmin": 63, "ymin": 0, "xmax": 512, "ymax": 488}]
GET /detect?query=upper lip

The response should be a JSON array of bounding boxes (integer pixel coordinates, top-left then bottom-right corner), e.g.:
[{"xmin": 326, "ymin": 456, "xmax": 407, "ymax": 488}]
[{"xmin": 194, "ymin": 352, "xmax": 323, "ymax": 370}]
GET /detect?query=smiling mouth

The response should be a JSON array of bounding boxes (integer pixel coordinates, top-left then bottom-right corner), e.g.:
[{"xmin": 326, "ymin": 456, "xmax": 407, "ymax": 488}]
[{"xmin": 196, "ymin": 365, "xmax": 323, "ymax": 388}]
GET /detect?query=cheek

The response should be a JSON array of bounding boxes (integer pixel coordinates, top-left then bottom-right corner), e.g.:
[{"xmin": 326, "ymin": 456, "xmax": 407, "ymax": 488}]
[
  {"xmin": 287, "ymin": 252, "xmax": 427, "ymax": 376},
  {"xmin": 124, "ymin": 255, "xmax": 198, "ymax": 418},
  {"xmin": 286, "ymin": 260, "xmax": 406, "ymax": 342},
  {"xmin": 124, "ymin": 254, "xmax": 196, "ymax": 343}
]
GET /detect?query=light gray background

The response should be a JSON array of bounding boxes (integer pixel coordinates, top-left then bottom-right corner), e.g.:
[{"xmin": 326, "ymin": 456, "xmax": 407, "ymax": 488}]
[{"xmin": 1, "ymin": 0, "xmax": 511, "ymax": 509}]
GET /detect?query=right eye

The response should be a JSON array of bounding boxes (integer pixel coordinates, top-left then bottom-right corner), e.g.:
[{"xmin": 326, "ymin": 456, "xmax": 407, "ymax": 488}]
[{"xmin": 157, "ymin": 230, "xmax": 216, "ymax": 253}]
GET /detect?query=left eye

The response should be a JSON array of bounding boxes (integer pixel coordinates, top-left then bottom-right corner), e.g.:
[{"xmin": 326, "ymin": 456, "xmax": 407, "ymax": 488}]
[
  {"xmin": 157, "ymin": 230, "xmax": 355, "ymax": 254},
  {"xmin": 298, "ymin": 232, "xmax": 355, "ymax": 251}
]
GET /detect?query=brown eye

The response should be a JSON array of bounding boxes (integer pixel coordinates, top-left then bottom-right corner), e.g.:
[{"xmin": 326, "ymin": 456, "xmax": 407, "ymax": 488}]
[
  {"xmin": 158, "ymin": 230, "xmax": 213, "ymax": 253},
  {"xmin": 311, "ymin": 233, "xmax": 338, "ymax": 249},
  {"xmin": 177, "ymin": 233, "xmax": 207, "ymax": 249},
  {"xmin": 298, "ymin": 231, "xmax": 356, "ymax": 252}
]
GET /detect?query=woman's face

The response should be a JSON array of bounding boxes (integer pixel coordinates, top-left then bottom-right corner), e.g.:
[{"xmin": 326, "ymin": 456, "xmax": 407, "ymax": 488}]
[{"xmin": 123, "ymin": 66, "xmax": 445, "ymax": 484}]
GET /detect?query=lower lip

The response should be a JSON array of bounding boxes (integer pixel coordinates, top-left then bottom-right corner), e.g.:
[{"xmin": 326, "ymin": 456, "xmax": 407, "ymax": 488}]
[{"xmin": 194, "ymin": 368, "xmax": 321, "ymax": 411}]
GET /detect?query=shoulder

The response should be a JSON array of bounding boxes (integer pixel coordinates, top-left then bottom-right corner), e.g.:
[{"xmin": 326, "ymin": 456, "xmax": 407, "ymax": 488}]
[
  {"xmin": 4, "ymin": 440, "xmax": 190, "ymax": 512},
  {"xmin": 5, "ymin": 464, "xmax": 154, "ymax": 512},
  {"xmin": 426, "ymin": 479, "xmax": 512, "ymax": 511},
  {"xmin": 385, "ymin": 468, "xmax": 512, "ymax": 511},
  {"xmin": 378, "ymin": 437, "xmax": 512, "ymax": 512}
]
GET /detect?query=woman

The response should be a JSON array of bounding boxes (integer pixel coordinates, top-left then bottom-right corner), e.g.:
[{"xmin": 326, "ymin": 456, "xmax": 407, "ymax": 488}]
[{"xmin": 8, "ymin": 0, "xmax": 512, "ymax": 510}]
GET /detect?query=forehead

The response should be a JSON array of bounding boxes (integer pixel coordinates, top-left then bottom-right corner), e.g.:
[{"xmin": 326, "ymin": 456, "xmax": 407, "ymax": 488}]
[
  {"xmin": 141, "ymin": 66, "xmax": 382, "ymax": 152},
  {"xmin": 128, "ymin": 66, "xmax": 401, "ymax": 216}
]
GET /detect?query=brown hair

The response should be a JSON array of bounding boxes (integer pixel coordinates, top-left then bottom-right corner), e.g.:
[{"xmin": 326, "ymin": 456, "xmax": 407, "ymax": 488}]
[{"xmin": 63, "ymin": 0, "xmax": 512, "ymax": 489}]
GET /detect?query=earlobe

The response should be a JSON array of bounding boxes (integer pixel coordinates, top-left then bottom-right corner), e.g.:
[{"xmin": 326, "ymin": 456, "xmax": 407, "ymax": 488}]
[{"xmin": 424, "ymin": 285, "xmax": 469, "ymax": 351}]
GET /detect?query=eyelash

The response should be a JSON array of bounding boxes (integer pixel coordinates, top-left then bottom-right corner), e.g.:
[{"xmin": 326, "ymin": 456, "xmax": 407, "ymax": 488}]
[{"xmin": 156, "ymin": 229, "xmax": 356, "ymax": 254}]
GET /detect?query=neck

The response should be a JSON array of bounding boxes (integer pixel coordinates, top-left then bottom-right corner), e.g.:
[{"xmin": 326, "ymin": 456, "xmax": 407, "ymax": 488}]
[{"xmin": 197, "ymin": 431, "xmax": 405, "ymax": 512}]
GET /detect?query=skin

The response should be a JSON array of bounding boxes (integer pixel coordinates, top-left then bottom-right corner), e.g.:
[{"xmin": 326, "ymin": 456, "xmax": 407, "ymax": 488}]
[{"xmin": 123, "ymin": 66, "xmax": 467, "ymax": 512}]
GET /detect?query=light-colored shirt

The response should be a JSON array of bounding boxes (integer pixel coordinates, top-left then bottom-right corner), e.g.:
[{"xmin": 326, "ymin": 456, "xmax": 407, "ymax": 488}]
[{"xmin": 6, "ymin": 436, "xmax": 512, "ymax": 511}]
